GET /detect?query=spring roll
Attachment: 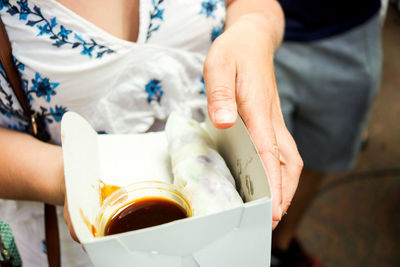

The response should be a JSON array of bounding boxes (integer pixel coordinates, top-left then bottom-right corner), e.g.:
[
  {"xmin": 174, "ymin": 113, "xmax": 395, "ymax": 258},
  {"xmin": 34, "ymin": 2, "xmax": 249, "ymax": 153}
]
[{"xmin": 165, "ymin": 112, "xmax": 243, "ymax": 216}]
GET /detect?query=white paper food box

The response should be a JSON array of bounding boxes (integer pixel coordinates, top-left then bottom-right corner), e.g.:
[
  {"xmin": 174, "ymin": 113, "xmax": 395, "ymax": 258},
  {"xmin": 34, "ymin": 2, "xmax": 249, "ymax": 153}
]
[{"xmin": 61, "ymin": 112, "xmax": 272, "ymax": 267}]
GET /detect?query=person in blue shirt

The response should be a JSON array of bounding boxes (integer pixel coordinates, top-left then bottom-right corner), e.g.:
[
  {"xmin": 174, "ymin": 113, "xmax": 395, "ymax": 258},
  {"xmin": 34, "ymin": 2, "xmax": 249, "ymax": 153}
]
[{"xmin": 271, "ymin": 0, "xmax": 382, "ymax": 265}]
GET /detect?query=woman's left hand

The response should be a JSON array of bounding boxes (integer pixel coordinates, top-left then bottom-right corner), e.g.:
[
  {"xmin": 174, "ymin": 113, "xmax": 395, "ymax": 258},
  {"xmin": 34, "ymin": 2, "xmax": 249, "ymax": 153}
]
[{"xmin": 203, "ymin": 12, "xmax": 303, "ymax": 229}]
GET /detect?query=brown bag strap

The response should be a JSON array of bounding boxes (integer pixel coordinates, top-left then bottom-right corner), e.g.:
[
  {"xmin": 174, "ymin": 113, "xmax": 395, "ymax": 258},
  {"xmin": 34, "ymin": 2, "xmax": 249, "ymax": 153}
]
[
  {"xmin": 0, "ymin": 17, "xmax": 29, "ymax": 117},
  {"xmin": 0, "ymin": 16, "xmax": 61, "ymax": 267},
  {"xmin": 44, "ymin": 204, "xmax": 61, "ymax": 267}
]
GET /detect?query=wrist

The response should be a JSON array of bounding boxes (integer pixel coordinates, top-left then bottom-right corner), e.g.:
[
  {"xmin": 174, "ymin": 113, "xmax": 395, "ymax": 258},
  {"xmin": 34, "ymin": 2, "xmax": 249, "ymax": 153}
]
[
  {"xmin": 29, "ymin": 141, "xmax": 65, "ymax": 206},
  {"xmin": 226, "ymin": 2, "xmax": 284, "ymax": 53},
  {"xmin": 45, "ymin": 144, "xmax": 65, "ymax": 206}
]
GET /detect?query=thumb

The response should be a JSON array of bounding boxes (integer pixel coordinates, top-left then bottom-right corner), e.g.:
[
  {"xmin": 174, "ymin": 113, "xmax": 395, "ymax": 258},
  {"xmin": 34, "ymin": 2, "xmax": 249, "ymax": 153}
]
[{"xmin": 203, "ymin": 53, "xmax": 237, "ymax": 129}]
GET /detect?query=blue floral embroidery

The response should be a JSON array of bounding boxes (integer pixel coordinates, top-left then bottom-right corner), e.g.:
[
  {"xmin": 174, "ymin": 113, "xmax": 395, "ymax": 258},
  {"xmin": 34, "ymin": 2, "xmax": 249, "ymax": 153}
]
[
  {"xmin": 17, "ymin": 0, "xmax": 29, "ymax": 20},
  {"xmin": 146, "ymin": 0, "xmax": 165, "ymax": 40},
  {"xmin": 22, "ymin": 68, "xmax": 67, "ymax": 123},
  {"xmin": 0, "ymin": 59, "xmax": 68, "ymax": 128},
  {"xmin": 28, "ymin": 73, "xmax": 59, "ymax": 102},
  {"xmin": 0, "ymin": 80, "xmax": 25, "ymax": 121},
  {"xmin": 200, "ymin": 76, "xmax": 206, "ymax": 94},
  {"xmin": 211, "ymin": 21, "xmax": 224, "ymax": 42},
  {"xmin": 200, "ymin": 0, "xmax": 226, "ymax": 41},
  {"xmin": 200, "ymin": 0, "xmax": 218, "ymax": 18},
  {"xmin": 38, "ymin": 105, "xmax": 67, "ymax": 124},
  {"xmin": 1, "ymin": 0, "xmax": 114, "ymax": 58},
  {"xmin": 58, "ymin": 25, "xmax": 71, "ymax": 39},
  {"xmin": 145, "ymin": 79, "xmax": 164, "ymax": 103},
  {"xmin": 49, "ymin": 105, "xmax": 66, "ymax": 122},
  {"xmin": 0, "ymin": 62, "xmax": 29, "ymax": 130},
  {"xmin": 8, "ymin": 121, "xmax": 28, "ymax": 130},
  {"xmin": 0, "ymin": 1, "xmax": 10, "ymax": 10}
]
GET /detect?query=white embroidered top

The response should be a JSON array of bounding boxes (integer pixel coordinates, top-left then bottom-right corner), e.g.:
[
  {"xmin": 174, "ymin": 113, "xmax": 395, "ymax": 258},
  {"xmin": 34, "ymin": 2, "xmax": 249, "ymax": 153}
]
[{"xmin": 0, "ymin": 0, "xmax": 226, "ymax": 266}]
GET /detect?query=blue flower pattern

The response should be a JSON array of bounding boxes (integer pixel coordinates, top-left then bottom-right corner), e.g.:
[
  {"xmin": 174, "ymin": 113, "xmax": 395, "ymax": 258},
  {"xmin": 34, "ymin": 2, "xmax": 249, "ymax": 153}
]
[
  {"xmin": 0, "ymin": 0, "xmax": 8, "ymax": 10},
  {"xmin": 17, "ymin": 0, "xmax": 29, "ymax": 20},
  {"xmin": 145, "ymin": 79, "xmax": 164, "ymax": 103},
  {"xmin": 146, "ymin": 0, "xmax": 165, "ymax": 40},
  {"xmin": 200, "ymin": 0, "xmax": 218, "ymax": 18},
  {"xmin": 199, "ymin": 1, "xmax": 225, "ymax": 42},
  {"xmin": 0, "ymin": 0, "xmax": 114, "ymax": 58},
  {"xmin": 211, "ymin": 21, "xmax": 224, "ymax": 41},
  {"xmin": 49, "ymin": 105, "xmax": 67, "ymax": 122},
  {"xmin": 28, "ymin": 73, "xmax": 59, "ymax": 102},
  {"xmin": 0, "ymin": 59, "xmax": 68, "ymax": 130},
  {"xmin": 0, "ymin": 62, "xmax": 28, "ymax": 130},
  {"xmin": 200, "ymin": 76, "xmax": 206, "ymax": 94}
]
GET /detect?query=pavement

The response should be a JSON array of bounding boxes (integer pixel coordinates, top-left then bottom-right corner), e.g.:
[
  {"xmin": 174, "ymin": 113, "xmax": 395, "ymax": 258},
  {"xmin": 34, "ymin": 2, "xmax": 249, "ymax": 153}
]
[{"xmin": 298, "ymin": 5, "xmax": 400, "ymax": 267}]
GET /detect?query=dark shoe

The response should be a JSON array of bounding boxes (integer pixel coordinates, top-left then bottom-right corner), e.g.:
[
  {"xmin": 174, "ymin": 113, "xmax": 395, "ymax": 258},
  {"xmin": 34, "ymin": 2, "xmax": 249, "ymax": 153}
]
[{"xmin": 271, "ymin": 239, "xmax": 324, "ymax": 267}]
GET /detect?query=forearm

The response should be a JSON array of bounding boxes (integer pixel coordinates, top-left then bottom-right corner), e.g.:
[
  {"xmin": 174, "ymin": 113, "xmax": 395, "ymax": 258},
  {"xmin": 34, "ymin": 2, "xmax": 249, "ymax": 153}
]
[
  {"xmin": 226, "ymin": 0, "xmax": 285, "ymax": 53},
  {"xmin": 0, "ymin": 126, "xmax": 64, "ymax": 205}
]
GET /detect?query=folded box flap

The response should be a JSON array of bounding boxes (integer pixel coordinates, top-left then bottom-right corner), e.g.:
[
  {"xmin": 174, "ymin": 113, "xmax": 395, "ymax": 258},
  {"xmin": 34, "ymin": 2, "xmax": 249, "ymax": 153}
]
[
  {"xmin": 61, "ymin": 112, "xmax": 101, "ymax": 242},
  {"xmin": 205, "ymin": 116, "xmax": 271, "ymax": 202}
]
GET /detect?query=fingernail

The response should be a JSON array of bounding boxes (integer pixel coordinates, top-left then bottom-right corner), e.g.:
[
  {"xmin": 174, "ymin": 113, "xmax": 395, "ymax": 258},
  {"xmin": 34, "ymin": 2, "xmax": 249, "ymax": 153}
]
[
  {"xmin": 279, "ymin": 205, "xmax": 283, "ymax": 219},
  {"xmin": 213, "ymin": 109, "xmax": 235, "ymax": 124},
  {"xmin": 272, "ymin": 221, "xmax": 279, "ymax": 229}
]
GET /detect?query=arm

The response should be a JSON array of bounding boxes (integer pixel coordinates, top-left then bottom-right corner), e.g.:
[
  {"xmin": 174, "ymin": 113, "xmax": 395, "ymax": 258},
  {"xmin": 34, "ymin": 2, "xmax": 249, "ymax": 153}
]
[
  {"xmin": 204, "ymin": 0, "xmax": 303, "ymax": 228},
  {"xmin": 0, "ymin": 126, "xmax": 64, "ymax": 205},
  {"xmin": 0, "ymin": 126, "xmax": 79, "ymax": 240}
]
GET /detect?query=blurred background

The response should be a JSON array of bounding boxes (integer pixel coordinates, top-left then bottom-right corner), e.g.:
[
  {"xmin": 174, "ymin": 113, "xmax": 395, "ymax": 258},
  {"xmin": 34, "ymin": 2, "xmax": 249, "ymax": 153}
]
[{"xmin": 297, "ymin": 3, "xmax": 400, "ymax": 267}]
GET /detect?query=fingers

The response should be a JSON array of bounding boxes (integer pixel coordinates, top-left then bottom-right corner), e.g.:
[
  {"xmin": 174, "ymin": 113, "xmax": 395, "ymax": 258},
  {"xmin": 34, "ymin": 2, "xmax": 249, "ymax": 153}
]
[
  {"xmin": 274, "ymin": 130, "xmax": 303, "ymax": 217},
  {"xmin": 240, "ymin": 102, "xmax": 283, "ymax": 225},
  {"xmin": 234, "ymin": 64, "xmax": 298, "ymax": 228},
  {"xmin": 235, "ymin": 69, "xmax": 284, "ymax": 223},
  {"xmin": 235, "ymin": 60, "xmax": 283, "ymax": 225},
  {"xmin": 270, "ymin": 98, "xmax": 303, "ymax": 214},
  {"xmin": 203, "ymin": 48, "xmax": 238, "ymax": 129},
  {"xmin": 279, "ymin": 143, "xmax": 302, "ymax": 215}
]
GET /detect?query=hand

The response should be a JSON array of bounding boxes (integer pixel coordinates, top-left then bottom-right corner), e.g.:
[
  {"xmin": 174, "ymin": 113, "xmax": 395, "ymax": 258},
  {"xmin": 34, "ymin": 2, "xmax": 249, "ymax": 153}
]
[{"xmin": 203, "ymin": 14, "xmax": 303, "ymax": 229}]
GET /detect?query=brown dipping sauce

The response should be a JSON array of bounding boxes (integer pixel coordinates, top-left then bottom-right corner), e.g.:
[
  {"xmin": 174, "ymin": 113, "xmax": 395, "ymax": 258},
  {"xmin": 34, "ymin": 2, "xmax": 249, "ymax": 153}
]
[{"xmin": 104, "ymin": 197, "xmax": 188, "ymax": 236}]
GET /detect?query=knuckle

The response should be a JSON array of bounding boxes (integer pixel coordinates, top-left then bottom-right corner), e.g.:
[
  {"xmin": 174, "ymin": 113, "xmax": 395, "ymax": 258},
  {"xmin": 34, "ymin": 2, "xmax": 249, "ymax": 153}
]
[
  {"xmin": 259, "ymin": 142, "xmax": 280, "ymax": 161},
  {"xmin": 297, "ymin": 156, "xmax": 304, "ymax": 169},
  {"xmin": 236, "ymin": 93, "xmax": 252, "ymax": 110},
  {"xmin": 292, "ymin": 154, "xmax": 304, "ymax": 169},
  {"xmin": 207, "ymin": 85, "xmax": 235, "ymax": 104}
]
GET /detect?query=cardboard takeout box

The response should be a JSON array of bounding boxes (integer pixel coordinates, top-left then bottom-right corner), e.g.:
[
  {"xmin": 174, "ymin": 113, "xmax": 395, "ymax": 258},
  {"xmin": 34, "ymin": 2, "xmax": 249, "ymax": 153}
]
[{"xmin": 61, "ymin": 112, "xmax": 272, "ymax": 267}]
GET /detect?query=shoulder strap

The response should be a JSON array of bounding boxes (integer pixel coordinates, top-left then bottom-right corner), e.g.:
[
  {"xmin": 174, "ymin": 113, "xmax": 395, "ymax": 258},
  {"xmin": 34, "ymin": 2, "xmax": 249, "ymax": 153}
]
[
  {"xmin": 0, "ymin": 17, "xmax": 30, "ymax": 117},
  {"xmin": 0, "ymin": 17, "xmax": 50, "ymax": 141},
  {"xmin": 0, "ymin": 16, "xmax": 61, "ymax": 267}
]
